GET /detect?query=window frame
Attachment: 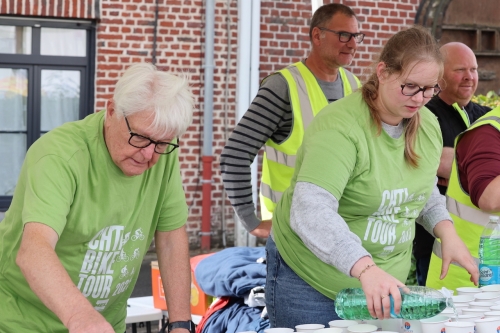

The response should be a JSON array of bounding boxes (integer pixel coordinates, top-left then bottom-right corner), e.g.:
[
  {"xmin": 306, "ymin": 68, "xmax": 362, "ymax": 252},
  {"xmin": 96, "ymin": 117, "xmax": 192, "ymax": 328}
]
[{"xmin": 0, "ymin": 17, "xmax": 95, "ymax": 210}]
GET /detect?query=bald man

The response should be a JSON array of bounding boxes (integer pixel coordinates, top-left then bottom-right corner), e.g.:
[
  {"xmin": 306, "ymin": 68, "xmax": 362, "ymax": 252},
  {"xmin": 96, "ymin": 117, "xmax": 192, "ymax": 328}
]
[{"xmin": 414, "ymin": 42, "xmax": 491, "ymax": 286}]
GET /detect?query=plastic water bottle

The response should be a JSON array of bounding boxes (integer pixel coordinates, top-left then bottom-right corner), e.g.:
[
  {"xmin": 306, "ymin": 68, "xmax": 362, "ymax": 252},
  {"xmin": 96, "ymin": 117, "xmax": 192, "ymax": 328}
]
[
  {"xmin": 479, "ymin": 215, "xmax": 500, "ymax": 287},
  {"xmin": 335, "ymin": 286, "xmax": 448, "ymax": 320}
]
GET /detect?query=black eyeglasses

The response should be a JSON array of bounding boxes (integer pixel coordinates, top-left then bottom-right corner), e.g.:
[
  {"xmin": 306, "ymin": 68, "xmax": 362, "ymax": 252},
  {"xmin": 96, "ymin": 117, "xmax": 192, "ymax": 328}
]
[
  {"xmin": 124, "ymin": 117, "xmax": 179, "ymax": 155},
  {"xmin": 400, "ymin": 83, "xmax": 441, "ymax": 98},
  {"xmin": 318, "ymin": 27, "xmax": 365, "ymax": 43}
]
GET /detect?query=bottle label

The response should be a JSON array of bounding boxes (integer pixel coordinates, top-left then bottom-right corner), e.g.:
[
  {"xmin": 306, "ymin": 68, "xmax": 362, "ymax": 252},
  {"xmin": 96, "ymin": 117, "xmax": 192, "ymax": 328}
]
[{"xmin": 479, "ymin": 264, "xmax": 500, "ymax": 285}]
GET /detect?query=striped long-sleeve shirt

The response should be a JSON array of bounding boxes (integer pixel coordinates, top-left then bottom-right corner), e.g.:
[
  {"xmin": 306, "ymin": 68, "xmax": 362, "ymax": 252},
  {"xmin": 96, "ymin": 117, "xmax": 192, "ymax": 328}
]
[{"xmin": 220, "ymin": 69, "xmax": 344, "ymax": 232}]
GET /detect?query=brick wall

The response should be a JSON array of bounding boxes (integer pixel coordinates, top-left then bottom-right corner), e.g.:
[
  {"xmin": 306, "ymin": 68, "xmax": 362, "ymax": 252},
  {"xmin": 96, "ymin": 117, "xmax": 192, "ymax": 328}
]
[
  {"xmin": 259, "ymin": 0, "xmax": 420, "ymax": 81},
  {"xmin": 1, "ymin": 0, "xmax": 421, "ymax": 250}
]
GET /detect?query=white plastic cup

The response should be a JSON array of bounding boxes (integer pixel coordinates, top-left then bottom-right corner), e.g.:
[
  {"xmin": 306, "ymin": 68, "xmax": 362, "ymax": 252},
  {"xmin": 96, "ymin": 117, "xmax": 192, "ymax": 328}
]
[
  {"xmin": 469, "ymin": 301, "xmax": 495, "ymax": 309},
  {"xmin": 419, "ymin": 315, "xmax": 450, "ymax": 333},
  {"xmin": 346, "ymin": 324, "xmax": 378, "ymax": 333},
  {"xmin": 313, "ymin": 329, "xmax": 344, "ymax": 333},
  {"xmin": 474, "ymin": 317, "xmax": 500, "ymax": 333},
  {"xmin": 475, "ymin": 291, "xmax": 500, "ymax": 302},
  {"xmin": 401, "ymin": 319, "xmax": 422, "ymax": 333},
  {"xmin": 456, "ymin": 314, "xmax": 483, "ymax": 322},
  {"xmin": 454, "ymin": 303, "xmax": 470, "ymax": 311},
  {"xmin": 456, "ymin": 287, "xmax": 481, "ymax": 296},
  {"xmin": 295, "ymin": 324, "xmax": 325, "ymax": 332},
  {"xmin": 441, "ymin": 307, "xmax": 458, "ymax": 319},
  {"xmin": 357, "ymin": 320, "xmax": 381, "ymax": 329},
  {"xmin": 380, "ymin": 319, "xmax": 401, "ymax": 331},
  {"xmin": 453, "ymin": 294, "xmax": 475, "ymax": 303},
  {"xmin": 264, "ymin": 329, "xmax": 295, "ymax": 333},
  {"xmin": 480, "ymin": 284, "xmax": 500, "ymax": 292},
  {"xmin": 444, "ymin": 321, "xmax": 475, "ymax": 333},
  {"xmin": 461, "ymin": 307, "xmax": 486, "ymax": 317},
  {"xmin": 484, "ymin": 310, "xmax": 500, "ymax": 318},
  {"xmin": 329, "ymin": 320, "xmax": 359, "ymax": 333}
]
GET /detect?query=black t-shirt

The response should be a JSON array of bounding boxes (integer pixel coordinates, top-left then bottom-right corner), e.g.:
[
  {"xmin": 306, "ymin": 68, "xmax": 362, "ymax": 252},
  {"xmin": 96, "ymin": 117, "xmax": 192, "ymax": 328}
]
[
  {"xmin": 427, "ymin": 96, "xmax": 492, "ymax": 148},
  {"xmin": 413, "ymin": 96, "xmax": 491, "ymax": 259}
]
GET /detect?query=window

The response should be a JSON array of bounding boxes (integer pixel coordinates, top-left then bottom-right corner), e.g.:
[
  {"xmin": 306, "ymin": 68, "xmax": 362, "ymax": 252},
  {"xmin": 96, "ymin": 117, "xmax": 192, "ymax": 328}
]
[{"xmin": 0, "ymin": 17, "xmax": 95, "ymax": 210}]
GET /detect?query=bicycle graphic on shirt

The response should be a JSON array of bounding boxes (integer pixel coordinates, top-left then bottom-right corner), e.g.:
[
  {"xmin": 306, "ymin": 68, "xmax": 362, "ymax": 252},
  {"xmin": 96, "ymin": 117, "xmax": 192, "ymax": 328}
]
[
  {"xmin": 130, "ymin": 248, "xmax": 140, "ymax": 260},
  {"xmin": 131, "ymin": 228, "xmax": 145, "ymax": 241}
]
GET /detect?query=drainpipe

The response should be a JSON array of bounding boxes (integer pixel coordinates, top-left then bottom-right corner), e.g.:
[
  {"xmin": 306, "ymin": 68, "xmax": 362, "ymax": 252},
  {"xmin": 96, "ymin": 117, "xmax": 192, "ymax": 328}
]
[
  {"xmin": 310, "ymin": 0, "xmax": 323, "ymax": 14},
  {"xmin": 250, "ymin": 0, "xmax": 260, "ymax": 211},
  {"xmin": 201, "ymin": 0, "xmax": 215, "ymax": 251},
  {"xmin": 234, "ymin": 0, "xmax": 260, "ymax": 247}
]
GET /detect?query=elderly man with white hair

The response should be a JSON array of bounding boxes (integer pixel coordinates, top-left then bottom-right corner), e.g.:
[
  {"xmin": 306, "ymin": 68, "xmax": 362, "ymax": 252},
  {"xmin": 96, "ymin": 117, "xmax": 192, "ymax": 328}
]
[{"xmin": 0, "ymin": 63, "xmax": 196, "ymax": 333}]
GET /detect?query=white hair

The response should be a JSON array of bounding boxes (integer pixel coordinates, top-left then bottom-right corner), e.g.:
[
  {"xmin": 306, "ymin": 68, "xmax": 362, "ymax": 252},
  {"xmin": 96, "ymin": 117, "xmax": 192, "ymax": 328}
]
[{"xmin": 112, "ymin": 63, "xmax": 195, "ymax": 138}]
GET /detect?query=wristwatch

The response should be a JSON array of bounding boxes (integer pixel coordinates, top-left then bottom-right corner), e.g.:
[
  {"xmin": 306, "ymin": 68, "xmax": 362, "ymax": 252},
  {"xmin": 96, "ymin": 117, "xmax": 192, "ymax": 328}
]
[{"xmin": 167, "ymin": 320, "xmax": 196, "ymax": 333}]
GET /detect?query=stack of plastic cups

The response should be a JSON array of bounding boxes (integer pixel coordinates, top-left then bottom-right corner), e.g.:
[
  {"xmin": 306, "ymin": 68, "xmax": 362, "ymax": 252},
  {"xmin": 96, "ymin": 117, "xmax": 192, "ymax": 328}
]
[
  {"xmin": 444, "ymin": 321, "xmax": 474, "ymax": 333},
  {"xmin": 345, "ymin": 324, "xmax": 378, "ymax": 333},
  {"xmin": 328, "ymin": 320, "xmax": 358, "ymax": 333},
  {"xmin": 419, "ymin": 315, "xmax": 451, "ymax": 333},
  {"xmin": 263, "ymin": 329, "xmax": 294, "ymax": 333},
  {"xmin": 295, "ymin": 324, "xmax": 325, "ymax": 332},
  {"xmin": 474, "ymin": 317, "xmax": 500, "ymax": 333},
  {"xmin": 313, "ymin": 328, "xmax": 344, "ymax": 333}
]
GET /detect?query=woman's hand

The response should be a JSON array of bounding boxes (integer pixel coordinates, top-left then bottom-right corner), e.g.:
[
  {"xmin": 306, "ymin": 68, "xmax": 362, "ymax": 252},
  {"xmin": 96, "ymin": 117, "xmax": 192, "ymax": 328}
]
[
  {"xmin": 351, "ymin": 257, "xmax": 406, "ymax": 319},
  {"xmin": 434, "ymin": 220, "xmax": 479, "ymax": 285}
]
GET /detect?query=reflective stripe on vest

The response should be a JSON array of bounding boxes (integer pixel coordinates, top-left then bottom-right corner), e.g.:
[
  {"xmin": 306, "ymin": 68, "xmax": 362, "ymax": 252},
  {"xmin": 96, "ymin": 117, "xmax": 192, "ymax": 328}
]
[
  {"xmin": 447, "ymin": 196, "xmax": 491, "ymax": 227},
  {"xmin": 264, "ymin": 145, "xmax": 297, "ymax": 168},
  {"xmin": 426, "ymin": 106, "xmax": 500, "ymax": 291},
  {"xmin": 260, "ymin": 182, "xmax": 282, "ymax": 206},
  {"xmin": 260, "ymin": 62, "xmax": 361, "ymax": 214},
  {"xmin": 262, "ymin": 67, "xmax": 359, "ymax": 166},
  {"xmin": 340, "ymin": 67, "xmax": 361, "ymax": 96}
]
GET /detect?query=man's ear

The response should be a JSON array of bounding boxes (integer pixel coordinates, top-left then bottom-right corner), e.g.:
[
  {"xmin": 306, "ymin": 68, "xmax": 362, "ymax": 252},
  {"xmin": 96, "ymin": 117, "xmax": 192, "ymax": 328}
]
[
  {"xmin": 106, "ymin": 99, "xmax": 115, "ymax": 118},
  {"xmin": 438, "ymin": 77, "xmax": 446, "ymax": 91},
  {"xmin": 311, "ymin": 26, "xmax": 323, "ymax": 46}
]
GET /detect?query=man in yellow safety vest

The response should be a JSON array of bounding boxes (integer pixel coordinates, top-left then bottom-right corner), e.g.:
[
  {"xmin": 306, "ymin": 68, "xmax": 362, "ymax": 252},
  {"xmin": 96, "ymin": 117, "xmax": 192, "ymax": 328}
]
[
  {"xmin": 427, "ymin": 107, "xmax": 500, "ymax": 291},
  {"xmin": 221, "ymin": 3, "xmax": 362, "ymax": 238}
]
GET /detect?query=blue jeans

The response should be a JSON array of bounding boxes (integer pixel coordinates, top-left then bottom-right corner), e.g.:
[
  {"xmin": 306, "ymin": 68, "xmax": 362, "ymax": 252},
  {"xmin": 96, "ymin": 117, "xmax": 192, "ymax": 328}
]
[
  {"xmin": 416, "ymin": 256, "xmax": 431, "ymax": 286},
  {"xmin": 265, "ymin": 236, "xmax": 341, "ymax": 329}
]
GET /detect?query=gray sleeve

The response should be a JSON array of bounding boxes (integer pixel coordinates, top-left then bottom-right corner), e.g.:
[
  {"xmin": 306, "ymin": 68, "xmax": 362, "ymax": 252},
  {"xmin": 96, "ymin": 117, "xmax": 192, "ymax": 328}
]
[
  {"xmin": 416, "ymin": 177, "xmax": 452, "ymax": 237},
  {"xmin": 220, "ymin": 74, "xmax": 293, "ymax": 232},
  {"xmin": 290, "ymin": 181, "xmax": 371, "ymax": 276}
]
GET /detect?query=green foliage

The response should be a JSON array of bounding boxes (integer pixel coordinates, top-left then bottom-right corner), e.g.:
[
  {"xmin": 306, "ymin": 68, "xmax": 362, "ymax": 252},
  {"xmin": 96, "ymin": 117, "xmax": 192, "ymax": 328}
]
[{"xmin": 471, "ymin": 91, "xmax": 500, "ymax": 108}]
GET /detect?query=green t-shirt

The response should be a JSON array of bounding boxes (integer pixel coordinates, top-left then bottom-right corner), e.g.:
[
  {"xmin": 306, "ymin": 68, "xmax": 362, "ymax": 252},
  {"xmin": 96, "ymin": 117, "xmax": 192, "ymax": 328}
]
[
  {"xmin": 0, "ymin": 111, "xmax": 188, "ymax": 332},
  {"xmin": 273, "ymin": 92, "xmax": 442, "ymax": 300}
]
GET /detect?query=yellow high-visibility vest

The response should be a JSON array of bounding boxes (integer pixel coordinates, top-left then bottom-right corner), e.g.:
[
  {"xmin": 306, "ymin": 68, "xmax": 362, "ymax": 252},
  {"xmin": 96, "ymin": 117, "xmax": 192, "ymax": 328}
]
[
  {"xmin": 259, "ymin": 62, "xmax": 361, "ymax": 219},
  {"xmin": 427, "ymin": 106, "xmax": 500, "ymax": 292}
]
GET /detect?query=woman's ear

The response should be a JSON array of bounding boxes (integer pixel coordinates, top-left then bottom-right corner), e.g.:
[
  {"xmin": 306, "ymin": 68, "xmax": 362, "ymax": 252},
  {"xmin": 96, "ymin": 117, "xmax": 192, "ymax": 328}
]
[{"xmin": 376, "ymin": 62, "xmax": 387, "ymax": 83}]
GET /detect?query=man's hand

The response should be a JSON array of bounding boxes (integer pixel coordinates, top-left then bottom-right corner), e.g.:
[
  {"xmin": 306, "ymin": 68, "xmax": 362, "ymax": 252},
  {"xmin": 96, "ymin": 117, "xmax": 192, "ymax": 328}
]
[{"xmin": 249, "ymin": 220, "xmax": 272, "ymax": 238}]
